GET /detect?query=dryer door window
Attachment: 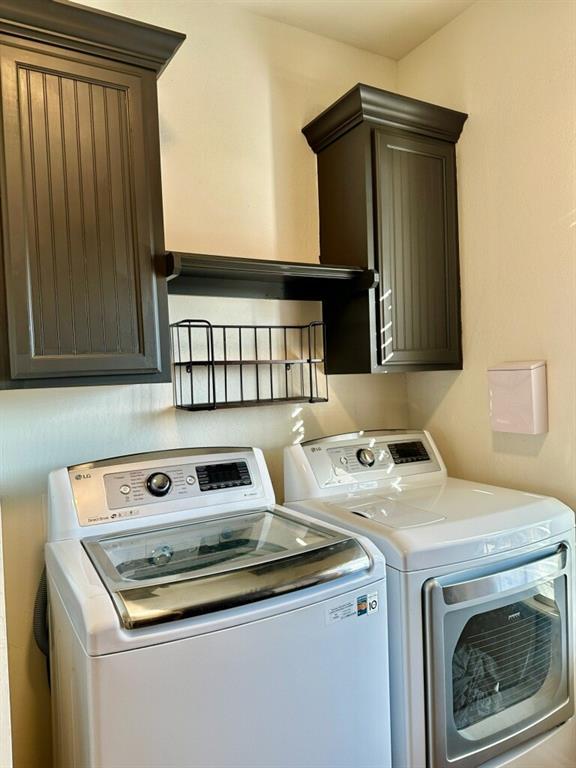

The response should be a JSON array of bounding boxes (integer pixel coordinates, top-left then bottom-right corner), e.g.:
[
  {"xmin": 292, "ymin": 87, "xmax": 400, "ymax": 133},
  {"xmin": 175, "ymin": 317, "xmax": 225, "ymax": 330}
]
[
  {"xmin": 424, "ymin": 545, "xmax": 573, "ymax": 768},
  {"xmin": 451, "ymin": 584, "xmax": 562, "ymax": 735}
]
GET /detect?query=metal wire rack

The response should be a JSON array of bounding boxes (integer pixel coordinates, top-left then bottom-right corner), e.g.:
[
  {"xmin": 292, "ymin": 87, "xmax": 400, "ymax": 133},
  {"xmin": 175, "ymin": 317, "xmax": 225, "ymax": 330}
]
[{"xmin": 171, "ymin": 319, "xmax": 328, "ymax": 411}]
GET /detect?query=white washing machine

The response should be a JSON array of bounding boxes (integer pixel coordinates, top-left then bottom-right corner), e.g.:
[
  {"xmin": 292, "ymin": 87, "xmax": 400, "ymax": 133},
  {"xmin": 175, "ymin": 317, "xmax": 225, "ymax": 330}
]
[
  {"xmin": 284, "ymin": 430, "xmax": 576, "ymax": 768},
  {"xmin": 46, "ymin": 446, "xmax": 391, "ymax": 768}
]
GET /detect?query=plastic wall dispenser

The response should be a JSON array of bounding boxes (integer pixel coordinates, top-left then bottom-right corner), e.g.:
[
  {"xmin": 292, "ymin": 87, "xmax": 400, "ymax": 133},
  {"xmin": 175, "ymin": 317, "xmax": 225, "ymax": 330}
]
[{"xmin": 487, "ymin": 361, "xmax": 548, "ymax": 434}]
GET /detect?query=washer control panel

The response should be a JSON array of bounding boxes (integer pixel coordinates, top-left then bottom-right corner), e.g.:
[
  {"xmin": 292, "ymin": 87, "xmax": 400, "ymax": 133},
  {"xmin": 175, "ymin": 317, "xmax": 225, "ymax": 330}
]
[
  {"xmin": 301, "ymin": 431, "xmax": 441, "ymax": 489},
  {"xmin": 103, "ymin": 460, "xmax": 253, "ymax": 511},
  {"xmin": 67, "ymin": 449, "xmax": 264, "ymax": 528}
]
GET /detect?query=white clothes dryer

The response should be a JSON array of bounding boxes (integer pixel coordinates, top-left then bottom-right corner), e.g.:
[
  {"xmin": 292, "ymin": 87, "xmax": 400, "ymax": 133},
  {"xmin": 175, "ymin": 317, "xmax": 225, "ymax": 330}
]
[
  {"xmin": 284, "ymin": 430, "xmax": 576, "ymax": 768},
  {"xmin": 46, "ymin": 447, "xmax": 391, "ymax": 768}
]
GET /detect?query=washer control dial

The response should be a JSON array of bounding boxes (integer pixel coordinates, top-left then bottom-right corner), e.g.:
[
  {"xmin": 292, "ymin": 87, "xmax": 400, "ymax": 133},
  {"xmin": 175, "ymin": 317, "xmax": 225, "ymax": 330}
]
[
  {"xmin": 356, "ymin": 448, "xmax": 375, "ymax": 467},
  {"xmin": 146, "ymin": 472, "xmax": 172, "ymax": 497}
]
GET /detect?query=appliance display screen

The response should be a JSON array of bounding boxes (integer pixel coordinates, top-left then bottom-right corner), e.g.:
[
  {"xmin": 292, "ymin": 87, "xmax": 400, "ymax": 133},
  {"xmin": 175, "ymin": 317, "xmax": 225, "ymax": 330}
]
[
  {"xmin": 389, "ymin": 441, "xmax": 430, "ymax": 464},
  {"xmin": 196, "ymin": 461, "xmax": 251, "ymax": 491},
  {"xmin": 205, "ymin": 463, "xmax": 242, "ymax": 483}
]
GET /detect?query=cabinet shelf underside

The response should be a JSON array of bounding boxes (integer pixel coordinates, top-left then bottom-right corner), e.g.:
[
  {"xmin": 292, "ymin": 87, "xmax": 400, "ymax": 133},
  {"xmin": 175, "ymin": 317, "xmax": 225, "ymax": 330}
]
[{"xmin": 163, "ymin": 252, "xmax": 378, "ymax": 301}]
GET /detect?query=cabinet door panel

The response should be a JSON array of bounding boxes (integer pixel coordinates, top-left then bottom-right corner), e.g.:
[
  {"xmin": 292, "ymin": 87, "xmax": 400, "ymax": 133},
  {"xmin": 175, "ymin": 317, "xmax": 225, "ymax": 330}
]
[
  {"xmin": 375, "ymin": 130, "xmax": 461, "ymax": 368},
  {"xmin": 0, "ymin": 44, "xmax": 162, "ymax": 378}
]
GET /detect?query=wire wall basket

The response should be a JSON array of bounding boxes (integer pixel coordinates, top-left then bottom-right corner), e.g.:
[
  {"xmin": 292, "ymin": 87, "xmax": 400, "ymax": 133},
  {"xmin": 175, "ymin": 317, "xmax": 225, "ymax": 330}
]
[{"xmin": 171, "ymin": 320, "xmax": 328, "ymax": 411}]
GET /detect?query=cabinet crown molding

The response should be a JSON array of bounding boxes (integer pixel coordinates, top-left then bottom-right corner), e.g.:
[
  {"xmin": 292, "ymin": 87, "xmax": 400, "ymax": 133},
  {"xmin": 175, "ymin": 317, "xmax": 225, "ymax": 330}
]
[
  {"xmin": 303, "ymin": 83, "xmax": 468, "ymax": 152},
  {"xmin": 0, "ymin": 0, "xmax": 185, "ymax": 72}
]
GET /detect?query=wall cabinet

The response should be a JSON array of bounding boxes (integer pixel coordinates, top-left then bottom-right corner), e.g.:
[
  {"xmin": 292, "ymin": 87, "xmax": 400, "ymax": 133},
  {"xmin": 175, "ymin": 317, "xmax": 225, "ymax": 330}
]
[
  {"xmin": 0, "ymin": 0, "xmax": 183, "ymax": 388},
  {"xmin": 304, "ymin": 84, "xmax": 467, "ymax": 374}
]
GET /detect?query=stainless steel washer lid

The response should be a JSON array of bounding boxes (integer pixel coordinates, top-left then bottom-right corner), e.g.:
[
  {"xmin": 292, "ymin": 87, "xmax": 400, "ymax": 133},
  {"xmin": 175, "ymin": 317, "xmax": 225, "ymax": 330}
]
[{"xmin": 83, "ymin": 508, "xmax": 371, "ymax": 629}]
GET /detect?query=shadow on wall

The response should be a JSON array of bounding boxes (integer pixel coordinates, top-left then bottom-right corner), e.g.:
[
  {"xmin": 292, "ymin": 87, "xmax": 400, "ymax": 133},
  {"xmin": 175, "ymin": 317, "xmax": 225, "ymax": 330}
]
[
  {"xmin": 248, "ymin": 17, "xmax": 322, "ymax": 265},
  {"xmin": 266, "ymin": 65, "xmax": 318, "ymax": 264},
  {"xmin": 250, "ymin": 16, "xmax": 394, "ymax": 266},
  {"xmin": 407, "ymin": 370, "xmax": 462, "ymax": 429}
]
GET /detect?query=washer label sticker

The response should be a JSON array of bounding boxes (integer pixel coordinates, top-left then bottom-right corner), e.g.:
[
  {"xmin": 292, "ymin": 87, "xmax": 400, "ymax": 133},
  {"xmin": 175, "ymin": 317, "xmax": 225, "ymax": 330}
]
[
  {"xmin": 326, "ymin": 591, "xmax": 379, "ymax": 624},
  {"xmin": 326, "ymin": 599, "xmax": 356, "ymax": 624}
]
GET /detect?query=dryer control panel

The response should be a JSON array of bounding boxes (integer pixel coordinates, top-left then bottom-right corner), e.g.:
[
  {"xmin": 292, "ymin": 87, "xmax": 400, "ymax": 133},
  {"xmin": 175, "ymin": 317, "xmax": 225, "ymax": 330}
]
[{"xmin": 291, "ymin": 430, "xmax": 443, "ymax": 492}]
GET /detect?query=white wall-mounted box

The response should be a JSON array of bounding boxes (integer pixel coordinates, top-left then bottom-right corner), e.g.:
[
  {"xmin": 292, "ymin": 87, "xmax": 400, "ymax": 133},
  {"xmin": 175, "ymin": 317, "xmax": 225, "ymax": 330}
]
[{"xmin": 487, "ymin": 361, "xmax": 548, "ymax": 434}]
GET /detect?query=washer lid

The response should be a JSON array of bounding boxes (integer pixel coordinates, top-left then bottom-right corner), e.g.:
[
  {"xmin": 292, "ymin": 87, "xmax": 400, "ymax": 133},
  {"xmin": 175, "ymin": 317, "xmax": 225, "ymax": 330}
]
[{"xmin": 82, "ymin": 508, "xmax": 370, "ymax": 628}]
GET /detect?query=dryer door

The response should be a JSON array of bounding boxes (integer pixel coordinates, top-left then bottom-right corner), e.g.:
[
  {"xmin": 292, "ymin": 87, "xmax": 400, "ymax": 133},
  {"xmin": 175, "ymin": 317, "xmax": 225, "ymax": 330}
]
[{"xmin": 424, "ymin": 544, "xmax": 573, "ymax": 768}]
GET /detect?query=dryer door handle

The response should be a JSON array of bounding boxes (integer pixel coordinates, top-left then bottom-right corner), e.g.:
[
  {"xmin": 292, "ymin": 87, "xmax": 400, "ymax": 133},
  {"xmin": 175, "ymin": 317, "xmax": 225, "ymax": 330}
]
[{"xmin": 440, "ymin": 544, "xmax": 567, "ymax": 606}]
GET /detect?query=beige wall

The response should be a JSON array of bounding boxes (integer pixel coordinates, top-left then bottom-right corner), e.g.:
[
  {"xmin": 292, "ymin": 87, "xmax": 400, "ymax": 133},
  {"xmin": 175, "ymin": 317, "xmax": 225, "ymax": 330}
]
[
  {"xmin": 5, "ymin": 1, "xmax": 576, "ymax": 766},
  {"xmin": 0, "ymin": 3, "xmax": 405, "ymax": 767},
  {"xmin": 0, "ymin": 506, "xmax": 12, "ymax": 768},
  {"xmin": 398, "ymin": 0, "xmax": 576, "ymax": 504}
]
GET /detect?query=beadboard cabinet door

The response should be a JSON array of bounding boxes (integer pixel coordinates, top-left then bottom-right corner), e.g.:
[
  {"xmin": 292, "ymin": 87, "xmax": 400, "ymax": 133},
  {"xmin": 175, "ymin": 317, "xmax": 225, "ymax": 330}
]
[
  {"xmin": 304, "ymin": 84, "xmax": 467, "ymax": 374},
  {"xmin": 0, "ymin": 42, "xmax": 168, "ymax": 382},
  {"xmin": 374, "ymin": 130, "xmax": 461, "ymax": 368}
]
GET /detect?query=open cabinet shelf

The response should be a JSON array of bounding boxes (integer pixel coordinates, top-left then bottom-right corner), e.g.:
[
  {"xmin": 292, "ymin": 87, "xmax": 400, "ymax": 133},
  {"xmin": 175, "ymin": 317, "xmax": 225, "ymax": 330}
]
[{"xmin": 162, "ymin": 251, "xmax": 378, "ymax": 301}]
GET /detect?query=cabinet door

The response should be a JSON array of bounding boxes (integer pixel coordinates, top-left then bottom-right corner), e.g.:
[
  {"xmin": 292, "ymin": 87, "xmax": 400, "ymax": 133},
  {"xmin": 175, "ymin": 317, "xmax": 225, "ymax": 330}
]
[
  {"xmin": 375, "ymin": 130, "xmax": 461, "ymax": 369},
  {"xmin": 0, "ymin": 43, "xmax": 165, "ymax": 379}
]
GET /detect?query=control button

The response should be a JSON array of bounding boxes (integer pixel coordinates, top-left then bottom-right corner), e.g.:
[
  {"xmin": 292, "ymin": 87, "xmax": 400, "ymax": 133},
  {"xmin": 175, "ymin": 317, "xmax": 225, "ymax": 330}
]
[
  {"xmin": 357, "ymin": 448, "xmax": 375, "ymax": 467},
  {"xmin": 186, "ymin": 475, "xmax": 196, "ymax": 485},
  {"xmin": 340, "ymin": 456, "xmax": 348, "ymax": 465},
  {"xmin": 146, "ymin": 472, "xmax": 172, "ymax": 497},
  {"xmin": 119, "ymin": 484, "xmax": 131, "ymax": 495}
]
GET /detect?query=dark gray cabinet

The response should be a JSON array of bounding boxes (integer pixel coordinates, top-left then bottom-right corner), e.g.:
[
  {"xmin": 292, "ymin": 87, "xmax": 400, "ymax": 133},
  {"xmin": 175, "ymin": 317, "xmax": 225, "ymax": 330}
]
[
  {"xmin": 0, "ymin": 0, "xmax": 184, "ymax": 388},
  {"xmin": 304, "ymin": 84, "xmax": 467, "ymax": 374}
]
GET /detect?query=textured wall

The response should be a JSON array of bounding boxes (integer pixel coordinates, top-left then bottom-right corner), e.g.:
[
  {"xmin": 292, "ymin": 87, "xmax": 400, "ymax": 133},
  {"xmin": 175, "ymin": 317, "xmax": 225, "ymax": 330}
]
[
  {"xmin": 398, "ymin": 0, "xmax": 576, "ymax": 505},
  {"xmin": 0, "ymin": 3, "xmax": 404, "ymax": 766}
]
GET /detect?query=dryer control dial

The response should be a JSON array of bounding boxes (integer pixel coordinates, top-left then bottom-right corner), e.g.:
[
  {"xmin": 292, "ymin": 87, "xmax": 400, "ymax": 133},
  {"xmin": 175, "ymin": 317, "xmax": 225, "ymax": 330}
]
[
  {"xmin": 146, "ymin": 472, "xmax": 172, "ymax": 497},
  {"xmin": 356, "ymin": 448, "xmax": 375, "ymax": 467}
]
